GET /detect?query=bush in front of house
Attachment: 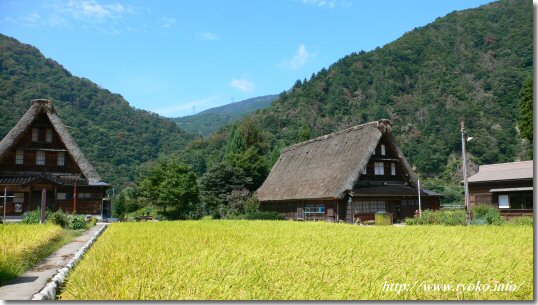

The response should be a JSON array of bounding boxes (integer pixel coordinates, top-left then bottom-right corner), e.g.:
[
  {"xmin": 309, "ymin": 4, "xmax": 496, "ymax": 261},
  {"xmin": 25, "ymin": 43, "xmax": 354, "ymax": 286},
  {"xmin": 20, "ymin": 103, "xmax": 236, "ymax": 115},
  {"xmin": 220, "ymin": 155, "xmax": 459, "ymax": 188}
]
[
  {"xmin": 405, "ymin": 209, "xmax": 466, "ymax": 226},
  {"xmin": 68, "ymin": 214, "xmax": 87, "ymax": 230},
  {"xmin": 471, "ymin": 205, "xmax": 506, "ymax": 225},
  {"xmin": 21, "ymin": 209, "xmax": 51, "ymax": 224},
  {"xmin": 49, "ymin": 209, "xmax": 69, "ymax": 228},
  {"xmin": 438, "ymin": 209, "xmax": 467, "ymax": 226}
]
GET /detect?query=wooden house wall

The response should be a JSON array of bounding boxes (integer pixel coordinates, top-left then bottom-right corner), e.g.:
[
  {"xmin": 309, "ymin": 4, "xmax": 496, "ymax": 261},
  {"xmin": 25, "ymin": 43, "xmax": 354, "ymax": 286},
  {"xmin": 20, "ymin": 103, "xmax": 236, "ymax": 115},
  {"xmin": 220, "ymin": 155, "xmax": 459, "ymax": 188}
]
[
  {"xmin": 0, "ymin": 112, "xmax": 81, "ymax": 173},
  {"xmin": 469, "ymin": 179, "xmax": 533, "ymax": 209},
  {"xmin": 0, "ymin": 183, "xmax": 106, "ymax": 215},
  {"xmin": 357, "ymin": 137, "xmax": 413, "ymax": 185},
  {"xmin": 346, "ymin": 196, "xmax": 440, "ymax": 222}
]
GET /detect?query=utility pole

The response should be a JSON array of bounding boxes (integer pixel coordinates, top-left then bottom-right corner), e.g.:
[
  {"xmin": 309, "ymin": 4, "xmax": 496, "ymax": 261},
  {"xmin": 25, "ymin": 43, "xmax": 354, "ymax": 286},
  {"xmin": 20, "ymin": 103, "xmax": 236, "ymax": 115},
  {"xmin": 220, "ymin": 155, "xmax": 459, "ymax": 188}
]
[
  {"xmin": 461, "ymin": 120, "xmax": 471, "ymax": 225},
  {"xmin": 73, "ymin": 182, "xmax": 77, "ymax": 214},
  {"xmin": 40, "ymin": 189, "xmax": 47, "ymax": 224},
  {"xmin": 417, "ymin": 179, "xmax": 422, "ymax": 217}
]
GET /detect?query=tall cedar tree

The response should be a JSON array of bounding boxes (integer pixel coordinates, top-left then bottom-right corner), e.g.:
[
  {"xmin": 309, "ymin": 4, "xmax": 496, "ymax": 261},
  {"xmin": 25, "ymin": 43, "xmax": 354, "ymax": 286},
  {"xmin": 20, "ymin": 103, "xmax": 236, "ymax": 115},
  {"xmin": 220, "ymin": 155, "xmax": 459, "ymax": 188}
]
[{"xmin": 518, "ymin": 76, "xmax": 533, "ymax": 157}]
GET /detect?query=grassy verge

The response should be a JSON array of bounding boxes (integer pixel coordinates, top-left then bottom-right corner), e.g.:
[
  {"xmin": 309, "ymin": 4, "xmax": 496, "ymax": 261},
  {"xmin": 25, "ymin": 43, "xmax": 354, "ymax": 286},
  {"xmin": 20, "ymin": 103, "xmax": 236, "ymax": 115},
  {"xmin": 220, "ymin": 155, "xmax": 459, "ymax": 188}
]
[
  {"xmin": 0, "ymin": 224, "xmax": 82, "ymax": 286},
  {"xmin": 60, "ymin": 221, "xmax": 533, "ymax": 300}
]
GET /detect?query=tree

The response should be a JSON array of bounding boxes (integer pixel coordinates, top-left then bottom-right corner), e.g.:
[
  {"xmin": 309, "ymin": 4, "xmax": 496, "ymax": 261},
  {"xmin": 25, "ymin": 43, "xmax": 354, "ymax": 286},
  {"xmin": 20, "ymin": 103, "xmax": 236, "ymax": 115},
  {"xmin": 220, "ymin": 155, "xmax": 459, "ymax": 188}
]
[
  {"xmin": 137, "ymin": 159, "xmax": 200, "ymax": 219},
  {"xmin": 199, "ymin": 163, "xmax": 251, "ymax": 216},
  {"xmin": 519, "ymin": 76, "xmax": 533, "ymax": 157},
  {"xmin": 158, "ymin": 161, "xmax": 200, "ymax": 219}
]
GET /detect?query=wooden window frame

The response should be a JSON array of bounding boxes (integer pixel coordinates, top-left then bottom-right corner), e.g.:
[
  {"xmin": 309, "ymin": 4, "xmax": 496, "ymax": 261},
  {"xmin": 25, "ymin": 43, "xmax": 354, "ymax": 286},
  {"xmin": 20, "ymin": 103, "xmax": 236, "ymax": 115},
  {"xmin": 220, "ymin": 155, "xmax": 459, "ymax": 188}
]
[
  {"xmin": 15, "ymin": 150, "xmax": 24, "ymax": 165},
  {"xmin": 57, "ymin": 151, "xmax": 65, "ymax": 166},
  {"xmin": 46, "ymin": 128, "xmax": 53, "ymax": 142},
  {"xmin": 374, "ymin": 161, "xmax": 384, "ymax": 175},
  {"xmin": 32, "ymin": 128, "xmax": 39, "ymax": 142},
  {"xmin": 36, "ymin": 150, "xmax": 46, "ymax": 166}
]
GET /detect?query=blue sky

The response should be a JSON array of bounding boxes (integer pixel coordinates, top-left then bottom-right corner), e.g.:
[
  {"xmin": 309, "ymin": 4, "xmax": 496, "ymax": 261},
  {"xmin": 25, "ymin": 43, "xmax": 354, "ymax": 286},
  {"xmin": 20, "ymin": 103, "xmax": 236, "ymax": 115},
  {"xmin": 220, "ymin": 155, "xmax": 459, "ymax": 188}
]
[{"xmin": 0, "ymin": 0, "xmax": 492, "ymax": 117}]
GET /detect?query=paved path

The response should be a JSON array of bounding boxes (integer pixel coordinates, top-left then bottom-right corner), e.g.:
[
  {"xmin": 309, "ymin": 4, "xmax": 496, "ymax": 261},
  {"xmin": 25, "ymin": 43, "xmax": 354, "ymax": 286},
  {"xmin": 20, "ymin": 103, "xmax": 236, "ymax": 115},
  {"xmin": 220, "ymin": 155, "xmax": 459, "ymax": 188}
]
[{"xmin": 0, "ymin": 224, "xmax": 106, "ymax": 300}]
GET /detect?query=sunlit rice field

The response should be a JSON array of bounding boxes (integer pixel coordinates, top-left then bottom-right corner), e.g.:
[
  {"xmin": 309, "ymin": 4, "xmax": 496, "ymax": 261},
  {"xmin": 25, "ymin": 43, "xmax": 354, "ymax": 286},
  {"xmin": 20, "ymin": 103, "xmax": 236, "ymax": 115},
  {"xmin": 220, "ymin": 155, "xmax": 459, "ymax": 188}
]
[
  {"xmin": 0, "ymin": 223, "xmax": 63, "ymax": 285},
  {"xmin": 60, "ymin": 221, "xmax": 533, "ymax": 300}
]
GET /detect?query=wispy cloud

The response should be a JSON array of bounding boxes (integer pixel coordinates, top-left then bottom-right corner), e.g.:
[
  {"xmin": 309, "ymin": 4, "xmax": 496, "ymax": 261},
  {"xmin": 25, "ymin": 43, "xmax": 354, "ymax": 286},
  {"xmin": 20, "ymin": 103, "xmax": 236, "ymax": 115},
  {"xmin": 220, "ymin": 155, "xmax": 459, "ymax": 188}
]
[
  {"xmin": 197, "ymin": 31, "xmax": 219, "ymax": 41},
  {"xmin": 21, "ymin": 12, "xmax": 42, "ymax": 26},
  {"xmin": 5, "ymin": 0, "xmax": 136, "ymax": 33},
  {"xmin": 51, "ymin": 0, "xmax": 134, "ymax": 24},
  {"xmin": 279, "ymin": 44, "xmax": 312, "ymax": 70},
  {"xmin": 301, "ymin": 0, "xmax": 351, "ymax": 9},
  {"xmin": 161, "ymin": 17, "xmax": 176, "ymax": 28},
  {"xmin": 230, "ymin": 78, "xmax": 255, "ymax": 93}
]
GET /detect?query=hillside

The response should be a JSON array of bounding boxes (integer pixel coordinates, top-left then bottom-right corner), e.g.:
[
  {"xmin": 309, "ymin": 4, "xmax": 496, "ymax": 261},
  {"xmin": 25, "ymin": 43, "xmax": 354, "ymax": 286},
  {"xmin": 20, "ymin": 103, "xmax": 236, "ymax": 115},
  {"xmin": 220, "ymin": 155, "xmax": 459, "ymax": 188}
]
[
  {"xmin": 0, "ymin": 34, "xmax": 193, "ymax": 188},
  {"xmin": 177, "ymin": 0, "xmax": 532, "ymax": 178},
  {"xmin": 171, "ymin": 94, "xmax": 277, "ymax": 136}
]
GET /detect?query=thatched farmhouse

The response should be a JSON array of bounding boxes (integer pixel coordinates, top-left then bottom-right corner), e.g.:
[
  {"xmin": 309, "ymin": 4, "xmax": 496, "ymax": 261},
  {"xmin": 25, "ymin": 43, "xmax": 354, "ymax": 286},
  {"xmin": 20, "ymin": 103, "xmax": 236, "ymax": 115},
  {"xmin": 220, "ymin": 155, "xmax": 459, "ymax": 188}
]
[
  {"xmin": 257, "ymin": 120, "xmax": 441, "ymax": 223},
  {"xmin": 0, "ymin": 99, "xmax": 110, "ymax": 217},
  {"xmin": 468, "ymin": 160, "xmax": 533, "ymax": 217}
]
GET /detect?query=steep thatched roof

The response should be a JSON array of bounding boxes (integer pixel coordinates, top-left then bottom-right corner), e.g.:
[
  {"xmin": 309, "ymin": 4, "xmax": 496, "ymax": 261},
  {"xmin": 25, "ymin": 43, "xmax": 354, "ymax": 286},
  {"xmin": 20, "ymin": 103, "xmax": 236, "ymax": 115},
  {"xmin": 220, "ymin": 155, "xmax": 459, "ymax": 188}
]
[
  {"xmin": 257, "ymin": 120, "xmax": 418, "ymax": 202},
  {"xmin": 0, "ymin": 99, "xmax": 102, "ymax": 184}
]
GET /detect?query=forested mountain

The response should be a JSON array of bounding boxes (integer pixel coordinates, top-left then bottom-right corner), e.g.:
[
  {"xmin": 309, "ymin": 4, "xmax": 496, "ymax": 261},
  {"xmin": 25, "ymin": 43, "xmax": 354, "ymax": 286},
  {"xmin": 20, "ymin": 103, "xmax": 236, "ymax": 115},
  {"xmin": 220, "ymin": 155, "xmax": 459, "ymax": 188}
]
[
  {"xmin": 171, "ymin": 94, "xmax": 277, "ymax": 136},
  {"xmin": 177, "ymin": 0, "xmax": 532, "ymax": 179},
  {"xmin": 0, "ymin": 34, "xmax": 193, "ymax": 188}
]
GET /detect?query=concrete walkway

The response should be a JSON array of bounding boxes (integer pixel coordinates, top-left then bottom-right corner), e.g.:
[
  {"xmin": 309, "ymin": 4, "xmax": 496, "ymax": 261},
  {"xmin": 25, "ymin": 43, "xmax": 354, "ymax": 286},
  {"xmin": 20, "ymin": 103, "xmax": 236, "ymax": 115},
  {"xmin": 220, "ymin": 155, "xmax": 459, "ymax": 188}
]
[{"xmin": 0, "ymin": 224, "xmax": 106, "ymax": 300}]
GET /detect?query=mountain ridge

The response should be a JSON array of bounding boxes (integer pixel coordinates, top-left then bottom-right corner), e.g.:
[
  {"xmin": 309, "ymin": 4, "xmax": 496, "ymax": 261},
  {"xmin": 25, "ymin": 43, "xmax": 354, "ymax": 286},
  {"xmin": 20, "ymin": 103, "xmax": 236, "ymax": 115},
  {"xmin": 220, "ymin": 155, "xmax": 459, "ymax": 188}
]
[{"xmin": 171, "ymin": 94, "xmax": 278, "ymax": 136}]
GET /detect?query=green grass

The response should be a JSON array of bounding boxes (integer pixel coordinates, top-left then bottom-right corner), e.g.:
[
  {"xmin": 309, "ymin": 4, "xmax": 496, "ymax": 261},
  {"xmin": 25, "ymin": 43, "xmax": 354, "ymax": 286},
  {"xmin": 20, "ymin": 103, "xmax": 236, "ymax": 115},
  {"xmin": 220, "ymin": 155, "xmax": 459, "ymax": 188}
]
[
  {"xmin": 60, "ymin": 221, "xmax": 533, "ymax": 300},
  {"xmin": 0, "ymin": 224, "xmax": 81, "ymax": 286}
]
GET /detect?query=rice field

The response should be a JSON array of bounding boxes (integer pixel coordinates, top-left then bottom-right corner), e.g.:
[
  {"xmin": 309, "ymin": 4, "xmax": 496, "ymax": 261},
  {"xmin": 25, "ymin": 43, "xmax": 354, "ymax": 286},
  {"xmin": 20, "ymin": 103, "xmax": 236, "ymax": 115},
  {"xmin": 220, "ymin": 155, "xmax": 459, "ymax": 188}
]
[
  {"xmin": 60, "ymin": 221, "xmax": 533, "ymax": 300},
  {"xmin": 0, "ymin": 223, "xmax": 63, "ymax": 285}
]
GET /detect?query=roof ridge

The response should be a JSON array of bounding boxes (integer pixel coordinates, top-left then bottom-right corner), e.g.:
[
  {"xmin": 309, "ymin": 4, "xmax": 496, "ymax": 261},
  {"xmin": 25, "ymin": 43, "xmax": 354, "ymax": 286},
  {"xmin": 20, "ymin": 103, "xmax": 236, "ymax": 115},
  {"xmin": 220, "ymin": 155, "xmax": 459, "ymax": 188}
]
[{"xmin": 282, "ymin": 119, "xmax": 390, "ymax": 153}]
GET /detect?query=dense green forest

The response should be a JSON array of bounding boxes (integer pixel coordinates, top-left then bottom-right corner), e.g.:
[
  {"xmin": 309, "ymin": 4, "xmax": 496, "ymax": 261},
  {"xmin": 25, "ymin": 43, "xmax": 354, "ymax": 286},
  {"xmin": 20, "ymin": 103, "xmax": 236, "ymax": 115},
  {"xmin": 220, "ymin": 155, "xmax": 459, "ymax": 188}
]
[
  {"xmin": 0, "ymin": 34, "xmax": 194, "ymax": 188},
  {"xmin": 171, "ymin": 94, "xmax": 277, "ymax": 136}
]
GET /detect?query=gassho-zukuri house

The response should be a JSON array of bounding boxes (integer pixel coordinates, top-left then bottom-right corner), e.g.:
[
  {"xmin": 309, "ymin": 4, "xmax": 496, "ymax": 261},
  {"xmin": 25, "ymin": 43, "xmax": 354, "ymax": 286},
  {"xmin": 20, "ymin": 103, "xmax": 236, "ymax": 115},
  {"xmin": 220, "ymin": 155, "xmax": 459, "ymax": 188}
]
[
  {"xmin": 257, "ymin": 119, "xmax": 442, "ymax": 223},
  {"xmin": 0, "ymin": 99, "xmax": 111, "ymax": 217}
]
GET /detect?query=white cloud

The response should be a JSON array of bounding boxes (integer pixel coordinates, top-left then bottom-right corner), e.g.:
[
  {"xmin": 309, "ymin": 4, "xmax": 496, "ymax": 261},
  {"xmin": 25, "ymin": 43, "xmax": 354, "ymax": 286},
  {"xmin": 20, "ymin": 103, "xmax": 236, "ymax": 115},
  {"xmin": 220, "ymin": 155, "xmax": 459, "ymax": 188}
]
[
  {"xmin": 54, "ymin": 0, "xmax": 134, "ymax": 23},
  {"xmin": 279, "ymin": 44, "xmax": 312, "ymax": 70},
  {"xmin": 300, "ymin": 0, "xmax": 351, "ymax": 9},
  {"xmin": 161, "ymin": 17, "xmax": 176, "ymax": 28},
  {"xmin": 230, "ymin": 79, "xmax": 255, "ymax": 93},
  {"xmin": 198, "ymin": 32, "xmax": 219, "ymax": 41},
  {"xmin": 302, "ymin": 0, "xmax": 335, "ymax": 9},
  {"xmin": 21, "ymin": 12, "xmax": 42, "ymax": 26}
]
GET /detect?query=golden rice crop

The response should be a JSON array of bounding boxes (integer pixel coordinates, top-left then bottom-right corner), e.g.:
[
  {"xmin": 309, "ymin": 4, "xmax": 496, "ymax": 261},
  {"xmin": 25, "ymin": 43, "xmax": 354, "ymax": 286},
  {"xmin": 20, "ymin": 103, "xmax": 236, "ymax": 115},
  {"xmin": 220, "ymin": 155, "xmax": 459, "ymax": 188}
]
[
  {"xmin": 0, "ymin": 223, "xmax": 63, "ymax": 285},
  {"xmin": 60, "ymin": 221, "xmax": 533, "ymax": 300}
]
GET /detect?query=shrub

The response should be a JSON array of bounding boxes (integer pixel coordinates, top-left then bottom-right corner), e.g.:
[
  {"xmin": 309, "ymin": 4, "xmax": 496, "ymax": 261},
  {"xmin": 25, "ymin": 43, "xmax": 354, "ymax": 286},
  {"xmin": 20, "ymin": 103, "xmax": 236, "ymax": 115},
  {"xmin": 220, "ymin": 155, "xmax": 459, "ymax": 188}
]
[
  {"xmin": 68, "ymin": 214, "xmax": 87, "ymax": 230},
  {"xmin": 472, "ymin": 205, "xmax": 505, "ymax": 225},
  {"xmin": 405, "ymin": 209, "xmax": 466, "ymax": 226},
  {"xmin": 404, "ymin": 217, "xmax": 418, "ymax": 225},
  {"xmin": 49, "ymin": 210, "xmax": 69, "ymax": 228},
  {"xmin": 438, "ymin": 209, "xmax": 467, "ymax": 226},
  {"xmin": 509, "ymin": 216, "xmax": 533, "ymax": 226},
  {"xmin": 87, "ymin": 216, "xmax": 98, "ymax": 227},
  {"xmin": 21, "ymin": 209, "xmax": 50, "ymax": 224},
  {"xmin": 240, "ymin": 211, "xmax": 284, "ymax": 220},
  {"xmin": 470, "ymin": 217, "xmax": 488, "ymax": 226}
]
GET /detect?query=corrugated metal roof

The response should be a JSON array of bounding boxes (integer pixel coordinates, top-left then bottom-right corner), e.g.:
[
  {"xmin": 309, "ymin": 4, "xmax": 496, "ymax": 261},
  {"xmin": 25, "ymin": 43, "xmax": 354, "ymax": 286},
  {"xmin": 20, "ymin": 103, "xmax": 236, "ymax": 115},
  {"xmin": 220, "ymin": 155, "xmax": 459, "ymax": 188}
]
[{"xmin": 468, "ymin": 161, "xmax": 533, "ymax": 183}]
